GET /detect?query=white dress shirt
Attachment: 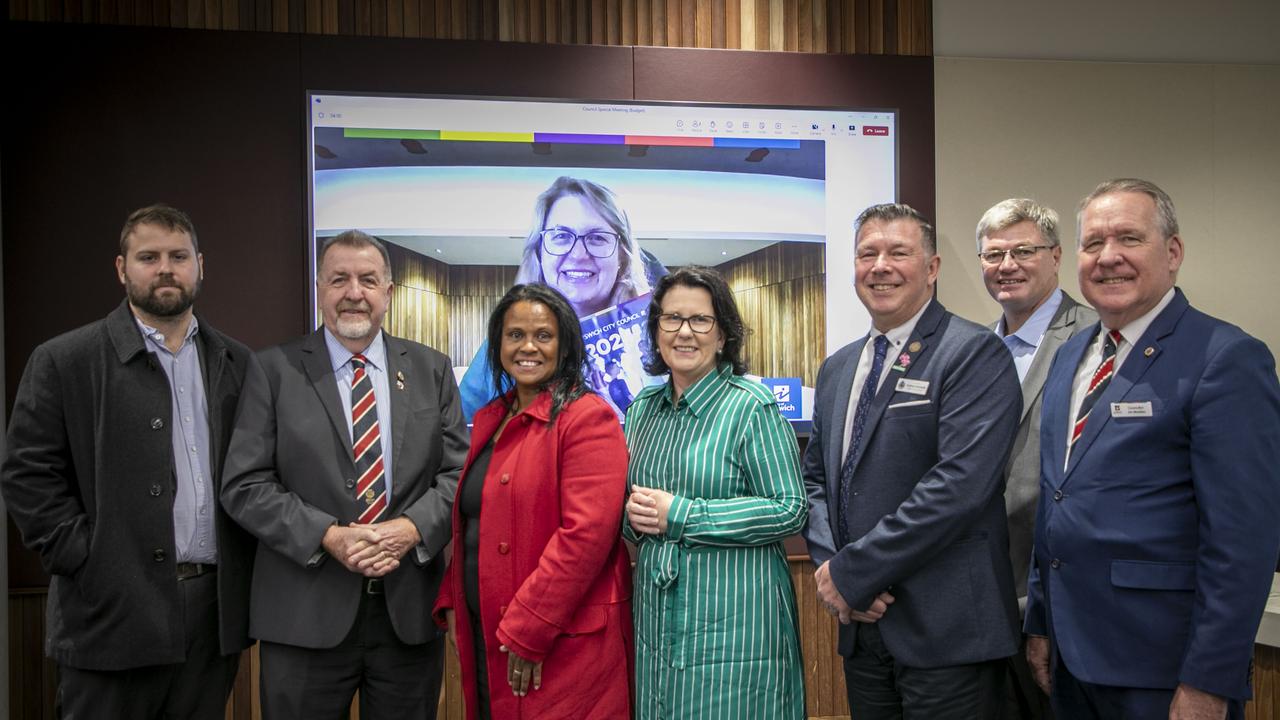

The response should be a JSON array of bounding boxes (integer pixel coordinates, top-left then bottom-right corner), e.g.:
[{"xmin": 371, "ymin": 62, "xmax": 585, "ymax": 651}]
[
  {"xmin": 841, "ymin": 300, "xmax": 933, "ymax": 460},
  {"xmin": 1065, "ymin": 287, "xmax": 1176, "ymax": 465}
]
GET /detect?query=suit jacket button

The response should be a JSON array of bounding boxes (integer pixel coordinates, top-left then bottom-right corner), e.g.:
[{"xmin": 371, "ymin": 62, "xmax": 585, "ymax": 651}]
[
  {"xmin": 151, "ymin": 417, "xmax": 164, "ymax": 430},
  {"xmin": 1050, "ymin": 558, "xmax": 1061, "ymax": 569},
  {"xmin": 345, "ymin": 478, "xmax": 356, "ymax": 489},
  {"xmin": 498, "ymin": 542, "xmax": 510, "ymax": 555},
  {"xmin": 500, "ymin": 474, "xmax": 510, "ymax": 485},
  {"xmin": 150, "ymin": 484, "xmax": 163, "ymax": 496},
  {"xmin": 1052, "ymin": 490, "xmax": 1063, "ymax": 501},
  {"xmin": 153, "ymin": 548, "xmax": 166, "ymax": 562}
]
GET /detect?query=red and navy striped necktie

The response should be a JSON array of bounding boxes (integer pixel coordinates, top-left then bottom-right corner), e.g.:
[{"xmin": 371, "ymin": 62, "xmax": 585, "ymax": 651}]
[
  {"xmin": 1069, "ymin": 329, "xmax": 1123, "ymax": 461},
  {"xmin": 351, "ymin": 354, "xmax": 387, "ymax": 524}
]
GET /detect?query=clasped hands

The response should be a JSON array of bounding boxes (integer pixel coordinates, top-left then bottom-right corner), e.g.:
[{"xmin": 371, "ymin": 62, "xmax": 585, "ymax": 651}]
[
  {"xmin": 814, "ymin": 559, "xmax": 894, "ymax": 625},
  {"xmin": 322, "ymin": 517, "xmax": 420, "ymax": 577},
  {"xmin": 626, "ymin": 485, "xmax": 674, "ymax": 535}
]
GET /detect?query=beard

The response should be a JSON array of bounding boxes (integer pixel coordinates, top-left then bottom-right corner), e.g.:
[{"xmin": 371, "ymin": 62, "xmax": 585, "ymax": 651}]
[
  {"xmin": 333, "ymin": 301, "xmax": 375, "ymax": 340},
  {"xmin": 127, "ymin": 275, "xmax": 199, "ymax": 318}
]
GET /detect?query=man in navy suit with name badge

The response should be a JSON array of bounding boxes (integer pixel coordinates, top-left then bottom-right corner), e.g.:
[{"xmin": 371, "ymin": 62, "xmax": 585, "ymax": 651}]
[
  {"xmin": 1025, "ymin": 178, "xmax": 1280, "ymax": 719},
  {"xmin": 803, "ymin": 203, "xmax": 1023, "ymax": 718}
]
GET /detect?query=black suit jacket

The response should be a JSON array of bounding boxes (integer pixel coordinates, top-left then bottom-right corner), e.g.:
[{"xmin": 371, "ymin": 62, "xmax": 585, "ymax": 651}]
[
  {"xmin": 1, "ymin": 300, "xmax": 254, "ymax": 670},
  {"xmin": 221, "ymin": 329, "xmax": 467, "ymax": 648}
]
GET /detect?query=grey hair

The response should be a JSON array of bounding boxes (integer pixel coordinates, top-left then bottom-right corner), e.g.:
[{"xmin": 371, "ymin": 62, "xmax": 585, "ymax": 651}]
[
  {"xmin": 317, "ymin": 229, "xmax": 393, "ymax": 283},
  {"xmin": 975, "ymin": 198, "xmax": 1060, "ymax": 252},
  {"xmin": 853, "ymin": 203, "xmax": 936, "ymax": 255},
  {"xmin": 1077, "ymin": 178, "xmax": 1179, "ymax": 243}
]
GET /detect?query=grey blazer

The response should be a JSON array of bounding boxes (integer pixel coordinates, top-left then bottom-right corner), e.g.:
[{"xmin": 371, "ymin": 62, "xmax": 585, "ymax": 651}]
[
  {"xmin": 802, "ymin": 300, "xmax": 1023, "ymax": 668},
  {"xmin": 992, "ymin": 292, "xmax": 1096, "ymax": 609},
  {"xmin": 221, "ymin": 329, "xmax": 468, "ymax": 648}
]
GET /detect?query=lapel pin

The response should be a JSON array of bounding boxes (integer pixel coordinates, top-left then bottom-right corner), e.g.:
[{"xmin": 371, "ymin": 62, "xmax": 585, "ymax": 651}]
[
  {"xmin": 908, "ymin": 341, "xmax": 922, "ymax": 353},
  {"xmin": 1144, "ymin": 347, "xmax": 1154, "ymax": 357},
  {"xmin": 396, "ymin": 371, "xmax": 406, "ymax": 390}
]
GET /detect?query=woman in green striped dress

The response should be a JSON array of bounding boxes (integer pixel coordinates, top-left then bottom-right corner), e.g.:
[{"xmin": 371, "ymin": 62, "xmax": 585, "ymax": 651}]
[{"xmin": 624, "ymin": 266, "xmax": 807, "ymax": 720}]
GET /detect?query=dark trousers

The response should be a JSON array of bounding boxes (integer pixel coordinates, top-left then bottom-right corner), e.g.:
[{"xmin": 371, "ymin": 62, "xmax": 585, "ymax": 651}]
[
  {"xmin": 260, "ymin": 584, "xmax": 444, "ymax": 720},
  {"xmin": 1051, "ymin": 655, "xmax": 1244, "ymax": 720},
  {"xmin": 467, "ymin": 617, "xmax": 493, "ymax": 720},
  {"xmin": 57, "ymin": 572, "xmax": 238, "ymax": 720},
  {"xmin": 1005, "ymin": 636, "xmax": 1052, "ymax": 719},
  {"xmin": 843, "ymin": 623, "xmax": 1006, "ymax": 720}
]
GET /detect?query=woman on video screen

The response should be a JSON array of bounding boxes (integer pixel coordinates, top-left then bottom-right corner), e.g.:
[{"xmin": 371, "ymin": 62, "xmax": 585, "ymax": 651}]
[{"xmin": 459, "ymin": 176, "xmax": 664, "ymax": 420}]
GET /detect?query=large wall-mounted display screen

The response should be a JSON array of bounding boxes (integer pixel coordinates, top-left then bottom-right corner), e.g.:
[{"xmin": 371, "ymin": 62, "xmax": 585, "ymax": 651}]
[{"xmin": 308, "ymin": 93, "xmax": 897, "ymax": 426}]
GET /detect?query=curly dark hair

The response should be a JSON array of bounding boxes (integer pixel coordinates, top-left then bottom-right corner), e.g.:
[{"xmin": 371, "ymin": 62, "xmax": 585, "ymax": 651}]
[
  {"xmin": 643, "ymin": 265, "xmax": 749, "ymax": 377},
  {"xmin": 486, "ymin": 283, "xmax": 590, "ymax": 424}
]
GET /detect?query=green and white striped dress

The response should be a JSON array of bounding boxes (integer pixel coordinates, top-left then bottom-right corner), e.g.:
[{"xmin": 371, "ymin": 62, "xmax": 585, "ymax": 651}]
[{"xmin": 624, "ymin": 363, "xmax": 807, "ymax": 720}]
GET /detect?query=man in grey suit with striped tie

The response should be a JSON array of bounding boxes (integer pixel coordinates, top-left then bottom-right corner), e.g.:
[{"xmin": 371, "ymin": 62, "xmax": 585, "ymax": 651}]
[
  {"xmin": 976, "ymin": 198, "xmax": 1096, "ymax": 719},
  {"xmin": 221, "ymin": 230, "xmax": 468, "ymax": 719}
]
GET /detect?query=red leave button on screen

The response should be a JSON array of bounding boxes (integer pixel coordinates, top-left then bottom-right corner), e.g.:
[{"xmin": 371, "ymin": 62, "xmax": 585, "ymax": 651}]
[{"xmin": 863, "ymin": 126, "xmax": 890, "ymax": 136}]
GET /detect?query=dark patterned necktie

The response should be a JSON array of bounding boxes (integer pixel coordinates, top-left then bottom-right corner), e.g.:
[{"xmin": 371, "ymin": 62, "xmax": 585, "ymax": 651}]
[
  {"xmin": 838, "ymin": 334, "xmax": 889, "ymax": 544},
  {"xmin": 1069, "ymin": 329, "xmax": 1122, "ymax": 461},
  {"xmin": 351, "ymin": 354, "xmax": 387, "ymax": 524}
]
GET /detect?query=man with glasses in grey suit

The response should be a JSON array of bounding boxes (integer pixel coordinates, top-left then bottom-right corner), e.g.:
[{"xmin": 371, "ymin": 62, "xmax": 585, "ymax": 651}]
[{"xmin": 976, "ymin": 198, "xmax": 1096, "ymax": 719}]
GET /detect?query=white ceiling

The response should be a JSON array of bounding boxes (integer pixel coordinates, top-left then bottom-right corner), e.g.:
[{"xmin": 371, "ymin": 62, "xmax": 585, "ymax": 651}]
[{"xmin": 934, "ymin": 0, "xmax": 1280, "ymax": 65}]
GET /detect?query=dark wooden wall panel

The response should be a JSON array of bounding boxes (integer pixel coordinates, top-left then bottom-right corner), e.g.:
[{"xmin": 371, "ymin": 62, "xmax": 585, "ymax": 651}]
[
  {"xmin": 8, "ymin": 0, "xmax": 932, "ymax": 53},
  {"xmin": 0, "ymin": 23, "xmax": 303, "ymax": 384}
]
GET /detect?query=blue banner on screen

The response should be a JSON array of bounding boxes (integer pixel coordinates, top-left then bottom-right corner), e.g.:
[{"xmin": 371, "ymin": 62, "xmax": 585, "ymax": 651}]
[
  {"xmin": 762, "ymin": 378, "xmax": 803, "ymax": 420},
  {"xmin": 581, "ymin": 294, "xmax": 657, "ymax": 419}
]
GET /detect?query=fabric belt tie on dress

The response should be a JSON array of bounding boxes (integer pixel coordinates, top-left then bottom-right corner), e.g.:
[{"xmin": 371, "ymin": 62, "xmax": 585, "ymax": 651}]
[{"xmin": 649, "ymin": 542, "xmax": 681, "ymax": 589}]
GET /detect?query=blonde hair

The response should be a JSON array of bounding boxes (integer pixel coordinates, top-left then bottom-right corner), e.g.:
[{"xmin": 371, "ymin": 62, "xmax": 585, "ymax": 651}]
[{"xmin": 513, "ymin": 176, "xmax": 650, "ymax": 309}]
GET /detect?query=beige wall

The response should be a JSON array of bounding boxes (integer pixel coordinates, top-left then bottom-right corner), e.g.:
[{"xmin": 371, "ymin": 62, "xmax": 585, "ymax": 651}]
[{"xmin": 934, "ymin": 58, "xmax": 1280, "ymax": 356}]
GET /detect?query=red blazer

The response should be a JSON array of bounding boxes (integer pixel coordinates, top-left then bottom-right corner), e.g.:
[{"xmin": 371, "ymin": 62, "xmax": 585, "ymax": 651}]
[{"xmin": 434, "ymin": 390, "xmax": 634, "ymax": 720}]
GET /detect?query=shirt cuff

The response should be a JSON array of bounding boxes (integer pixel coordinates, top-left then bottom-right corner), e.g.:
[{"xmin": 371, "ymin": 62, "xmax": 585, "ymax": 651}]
[{"xmin": 665, "ymin": 495, "xmax": 692, "ymax": 542}]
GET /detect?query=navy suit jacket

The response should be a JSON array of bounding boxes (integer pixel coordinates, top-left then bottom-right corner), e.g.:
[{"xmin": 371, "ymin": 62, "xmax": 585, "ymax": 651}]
[
  {"xmin": 802, "ymin": 300, "xmax": 1023, "ymax": 668},
  {"xmin": 1025, "ymin": 289, "xmax": 1280, "ymax": 699}
]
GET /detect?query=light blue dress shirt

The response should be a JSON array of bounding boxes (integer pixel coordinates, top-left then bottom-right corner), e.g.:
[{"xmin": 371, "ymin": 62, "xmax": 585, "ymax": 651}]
[
  {"xmin": 996, "ymin": 289, "xmax": 1063, "ymax": 383},
  {"xmin": 323, "ymin": 328, "xmax": 395, "ymax": 502},
  {"xmin": 137, "ymin": 316, "xmax": 216, "ymax": 564}
]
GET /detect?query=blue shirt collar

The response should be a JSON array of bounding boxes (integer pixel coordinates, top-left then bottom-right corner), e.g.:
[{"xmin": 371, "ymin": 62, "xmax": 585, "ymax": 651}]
[
  {"xmin": 323, "ymin": 327, "xmax": 386, "ymax": 373},
  {"xmin": 999, "ymin": 288, "xmax": 1062, "ymax": 350},
  {"xmin": 134, "ymin": 314, "xmax": 199, "ymax": 351}
]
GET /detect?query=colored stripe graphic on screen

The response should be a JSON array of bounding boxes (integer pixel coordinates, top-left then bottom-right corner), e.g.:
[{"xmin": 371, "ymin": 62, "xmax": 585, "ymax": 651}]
[
  {"xmin": 341, "ymin": 129, "xmax": 804, "ymax": 149},
  {"xmin": 344, "ymin": 129, "xmax": 441, "ymax": 140},
  {"xmin": 712, "ymin": 138, "xmax": 802, "ymax": 149},
  {"xmin": 534, "ymin": 133, "xmax": 625, "ymax": 144},
  {"xmin": 439, "ymin": 131, "xmax": 535, "ymax": 142}
]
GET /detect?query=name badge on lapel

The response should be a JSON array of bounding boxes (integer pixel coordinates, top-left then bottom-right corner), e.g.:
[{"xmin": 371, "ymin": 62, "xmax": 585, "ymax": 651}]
[
  {"xmin": 895, "ymin": 378, "xmax": 930, "ymax": 396},
  {"xmin": 1110, "ymin": 401, "xmax": 1152, "ymax": 418}
]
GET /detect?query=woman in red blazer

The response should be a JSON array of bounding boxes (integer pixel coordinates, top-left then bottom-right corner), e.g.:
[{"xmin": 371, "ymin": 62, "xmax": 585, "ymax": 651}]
[{"xmin": 434, "ymin": 283, "xmax": 634, "ymax": 720}]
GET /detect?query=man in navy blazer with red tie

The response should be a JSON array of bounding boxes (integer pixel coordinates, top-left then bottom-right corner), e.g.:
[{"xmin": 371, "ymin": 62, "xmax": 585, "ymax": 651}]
[{"xmin": 1025, "ymin": 178, "xmax": 1280, "ymax": 719}]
